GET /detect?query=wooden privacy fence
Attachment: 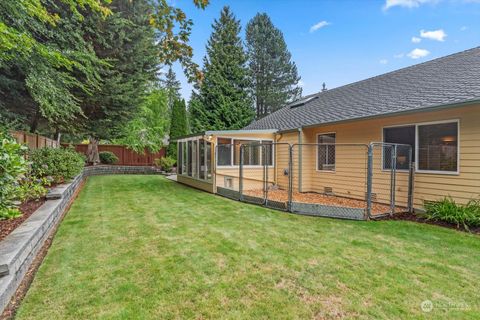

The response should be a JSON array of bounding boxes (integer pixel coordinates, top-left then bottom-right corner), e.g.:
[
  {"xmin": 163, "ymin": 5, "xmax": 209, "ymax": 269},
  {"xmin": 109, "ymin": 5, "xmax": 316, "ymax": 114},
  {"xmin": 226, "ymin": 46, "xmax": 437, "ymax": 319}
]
[
  {"xmin": 66, "ymin": 144, "xmax": 166, "ymax": 166},
  {"xmin": 11, "ymin": 131, "xmax": 59, "ymax": 149}
]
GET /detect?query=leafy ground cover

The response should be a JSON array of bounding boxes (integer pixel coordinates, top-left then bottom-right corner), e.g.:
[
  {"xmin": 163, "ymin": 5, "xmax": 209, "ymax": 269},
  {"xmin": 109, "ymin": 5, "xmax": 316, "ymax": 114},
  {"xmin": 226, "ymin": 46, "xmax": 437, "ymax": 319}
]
[{"xmin": 16, "ymin": 175, "xmax": 480, "ymax": 319}]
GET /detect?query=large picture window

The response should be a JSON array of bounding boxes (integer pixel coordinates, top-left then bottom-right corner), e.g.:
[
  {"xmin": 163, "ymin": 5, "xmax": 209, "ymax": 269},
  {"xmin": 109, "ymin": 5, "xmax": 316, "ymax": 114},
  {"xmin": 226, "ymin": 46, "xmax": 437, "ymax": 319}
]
[
  {"xmin": 383, "ymin": 120, "xmax": 459, "ymax": 173},
  {"xmin": 217, "ymin": 138, "xmax": 273, "ymax": 167},
  {"xmin": 418, "ymin": 122, "xmax": 458, "ymax": 172},
  {"xmin": 317, "ymin": 133, "xmax": 335, "ymax": 171},
  {"xmin": 383, "ymin": 126, "xmax": 415, "ymax": 170}
]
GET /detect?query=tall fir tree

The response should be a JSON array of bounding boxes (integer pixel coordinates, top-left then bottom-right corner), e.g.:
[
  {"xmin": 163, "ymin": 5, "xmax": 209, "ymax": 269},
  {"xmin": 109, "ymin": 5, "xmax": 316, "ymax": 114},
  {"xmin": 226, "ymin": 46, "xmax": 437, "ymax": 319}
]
[
  {"xmin": 167, "ymin": 99, "xmax": 188, "ymax": 159},
  {"xmin": 79, "ymin": 0, "xmax": 160, "ymax": 141},
  {"xmin": 190, "ymin": 6, "xmax": 254, "ymax": 132},
  {"xmin": 246, "ymin": 13, "xmax": 302, "ymax": 118},
  {"xmin": 160, "ymin": 66, "xmax": 182, "ymax": 110}
]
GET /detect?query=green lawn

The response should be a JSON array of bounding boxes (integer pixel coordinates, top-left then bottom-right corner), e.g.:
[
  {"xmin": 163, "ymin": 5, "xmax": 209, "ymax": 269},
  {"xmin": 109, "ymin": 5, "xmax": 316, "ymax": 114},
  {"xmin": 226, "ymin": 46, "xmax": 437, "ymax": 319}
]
[{"xmin": 16, "ymin": 175, "xmax": 480, "ymax": 319}]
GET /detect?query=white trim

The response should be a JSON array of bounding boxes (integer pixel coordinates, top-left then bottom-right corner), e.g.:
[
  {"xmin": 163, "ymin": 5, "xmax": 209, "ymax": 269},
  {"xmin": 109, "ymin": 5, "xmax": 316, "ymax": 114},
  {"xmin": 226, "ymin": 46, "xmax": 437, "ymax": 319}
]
[
  {"xmin": 381, "ymin": 119, "xmax": 460, "ymax": 175},
  {"xmin": 315, "ymin": 132, "xmax": 336, "ymax": 172},
  {"xmin": 215, "ymin": 136, "xmax": 274, "ymax": 168}
]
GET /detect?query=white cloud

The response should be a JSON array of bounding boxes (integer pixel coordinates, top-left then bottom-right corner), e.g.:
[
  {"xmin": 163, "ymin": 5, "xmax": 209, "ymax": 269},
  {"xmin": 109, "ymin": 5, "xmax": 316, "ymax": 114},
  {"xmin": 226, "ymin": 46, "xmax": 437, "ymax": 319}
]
[
  {"xmin": 420, "ymin": 29, "xmax": 447, "ymax": 41},
  {"xmin": 383, "ymin": 0, "xmax": 437, "ymax": 10},
  {"xmin": 460, "ymin": 26, "xmax": 468, "ymax": 31},
  {"xmin": 394, "ymin": 53, "xmax": 405, "ymax": 58},
  {"xmin": 309, "ymin": 21, "xmax": 330, "ymax": 33},
  {"xmin": 379, "ymin": 59, "xmax": 389, "ymax": 64},
  {"xmin": 407, "ymin": 48, "xmax": 430, "ymax": 59},
  {"xmin": 411, "ymin": 36, "xmax": 422, "ymax": 43}
]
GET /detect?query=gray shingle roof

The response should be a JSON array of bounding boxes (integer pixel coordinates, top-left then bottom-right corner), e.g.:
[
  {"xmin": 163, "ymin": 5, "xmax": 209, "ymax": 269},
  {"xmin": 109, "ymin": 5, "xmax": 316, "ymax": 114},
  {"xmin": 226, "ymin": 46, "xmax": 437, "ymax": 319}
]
[{"xmin": 245, "ymin": 47, "xmax": 480, "ymax": 131}]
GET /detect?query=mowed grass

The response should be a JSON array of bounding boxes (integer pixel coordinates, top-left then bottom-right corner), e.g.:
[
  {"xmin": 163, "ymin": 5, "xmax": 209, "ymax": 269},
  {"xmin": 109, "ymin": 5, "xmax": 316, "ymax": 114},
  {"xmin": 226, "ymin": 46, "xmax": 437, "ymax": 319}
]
[{"xmin": 16, "ymin": 175, "xmax": 480, "ymax": 319}]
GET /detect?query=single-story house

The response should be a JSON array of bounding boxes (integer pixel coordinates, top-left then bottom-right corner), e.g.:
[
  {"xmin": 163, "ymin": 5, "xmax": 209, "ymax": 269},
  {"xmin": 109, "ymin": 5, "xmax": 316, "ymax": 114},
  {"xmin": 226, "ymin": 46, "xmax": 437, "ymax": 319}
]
[{"xmin": 175, "ymin": 47, "xmax": 480, "ymax": 219}]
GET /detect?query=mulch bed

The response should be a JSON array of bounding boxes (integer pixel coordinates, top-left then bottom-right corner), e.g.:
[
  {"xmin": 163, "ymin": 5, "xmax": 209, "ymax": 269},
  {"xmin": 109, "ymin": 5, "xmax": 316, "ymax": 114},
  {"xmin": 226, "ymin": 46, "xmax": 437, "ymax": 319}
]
[
  {"xmin": 0, "ymin": 178, "xmax": 86, "ymax": 320},
  {"xmin": 373, "ymin": 211, "xmax": 480, "ymax": 234},
  {"xmin": 0, "ymin": 198, "xmax": 46, "ymax": 242},
  {"xmin": 243, "ymin": 189, "xmax": 401, "ymax": 215}
]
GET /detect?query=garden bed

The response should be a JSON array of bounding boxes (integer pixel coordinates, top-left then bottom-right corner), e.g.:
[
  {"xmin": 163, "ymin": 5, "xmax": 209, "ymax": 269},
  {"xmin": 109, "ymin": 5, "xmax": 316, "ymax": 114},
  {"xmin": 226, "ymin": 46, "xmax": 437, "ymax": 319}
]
[
  {"xmin": 374, "ymin": 211, "xmax": 480, "ymax": 234},
  {"xmin": 243, "ymin": 189, "xmax": 403, "ymax": 215},
  {"xmin": 0, "ymin": 199, "xmax": 46, "ymax": 242}
]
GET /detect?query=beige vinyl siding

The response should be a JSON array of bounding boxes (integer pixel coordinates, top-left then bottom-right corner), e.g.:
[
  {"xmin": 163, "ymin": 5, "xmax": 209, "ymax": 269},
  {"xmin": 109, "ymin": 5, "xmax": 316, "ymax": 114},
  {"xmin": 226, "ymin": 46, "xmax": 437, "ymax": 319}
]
[
  {"xmin": 301, "ymin": 104, "xmax": 480, "ymax": 208},
  {"xmin": 275, "ymin": 131, "xmax": 298, "ymax": 191},
  {"xmin": 213, "ymin": 132, "xmax": 275, "ymax": 192}
]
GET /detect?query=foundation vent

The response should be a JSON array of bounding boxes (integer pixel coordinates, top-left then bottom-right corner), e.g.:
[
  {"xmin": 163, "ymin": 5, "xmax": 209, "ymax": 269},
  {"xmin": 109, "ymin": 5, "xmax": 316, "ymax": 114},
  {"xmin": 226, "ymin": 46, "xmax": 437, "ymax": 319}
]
[
  {"xmin": 324, "ymin": 187, "xmax": 333, "ymax": 195},
  {"xmin": 224, "ymin": 177, "xmax": 233, "ymax": 189}
]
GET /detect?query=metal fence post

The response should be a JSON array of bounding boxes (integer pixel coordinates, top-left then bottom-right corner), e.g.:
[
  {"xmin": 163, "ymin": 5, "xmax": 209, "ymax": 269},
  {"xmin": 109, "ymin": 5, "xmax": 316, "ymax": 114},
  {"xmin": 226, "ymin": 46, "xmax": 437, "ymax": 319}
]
[
  {"xmin": 263, "ymin": 145, "xmax": 268, "ymax": 205},
  {"xmin": 366, "ymin": 144, "xmax": 374, "ymax": 219},
  {"xmin": 288, "ymin": 145, "xmax": 294, "ymax": 212},
  {"xmin": 407, "ymin": 148, "xmax": 415, "ymax": 214},
  {"xmin": 390, "ymin": 144, "xmax": 397, "ymax": 216},
  {"xmin": 239, "ymin": 145, "xmax": 244, "ymax": 201}
]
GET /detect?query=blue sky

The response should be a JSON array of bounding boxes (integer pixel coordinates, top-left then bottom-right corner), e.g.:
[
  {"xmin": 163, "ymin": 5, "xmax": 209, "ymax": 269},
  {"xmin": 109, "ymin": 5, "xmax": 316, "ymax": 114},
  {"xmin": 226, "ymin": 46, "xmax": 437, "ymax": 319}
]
[{"xmin": 168, "ymin": 0, "xmax": 480, "ymax": 100}]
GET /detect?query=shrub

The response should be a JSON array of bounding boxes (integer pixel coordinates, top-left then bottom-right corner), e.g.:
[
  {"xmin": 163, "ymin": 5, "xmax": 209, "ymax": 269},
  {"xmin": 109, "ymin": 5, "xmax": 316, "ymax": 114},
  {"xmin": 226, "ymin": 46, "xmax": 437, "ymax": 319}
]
[
  {"xmin": 423, "ymin": 197, "xmax": 480, "ymax": 230},
  {"xmin": 0, "ymin": 131, "xmax": 28, "ymax": 219},
  {"xmin": 29, "ymin": 147, "xmax": 85, "ymax": 184},
  {"xmin": 99, "ymin": 151, "xmax": 119, "ymax": 164},
  {"xmin": 155, "ymin": 156, "xmax": 176, "ymax": 172},
  {"xmin": 17, "ymin": 176, "xmax": 49, "ymax": 202}
]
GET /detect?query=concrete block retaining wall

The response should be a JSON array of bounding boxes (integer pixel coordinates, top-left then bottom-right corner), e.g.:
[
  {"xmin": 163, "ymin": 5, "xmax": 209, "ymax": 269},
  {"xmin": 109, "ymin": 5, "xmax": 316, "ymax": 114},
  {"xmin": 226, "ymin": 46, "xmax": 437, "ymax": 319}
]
[{"xmin": 0, "ymin": 165, "xmax": 161, "ymax": 313}]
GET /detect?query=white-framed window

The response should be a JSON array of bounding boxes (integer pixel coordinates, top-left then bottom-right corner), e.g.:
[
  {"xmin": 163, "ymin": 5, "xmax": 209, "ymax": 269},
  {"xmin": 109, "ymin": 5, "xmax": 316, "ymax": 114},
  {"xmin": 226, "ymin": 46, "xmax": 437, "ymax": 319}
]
[
  {"xmin": 383, "ymin": 120, "xmax": 459, "ymax": 174},
  {"xmin": 317, "ymin": 133, "xmax": 335, "ymax": 171},
  {"xmin": 417, "ymin": 121, "xmax": 459, "ymax": 173},
  {"xmin": 216, "ymin": 137, "xmax": 273, "ymax": 167}
]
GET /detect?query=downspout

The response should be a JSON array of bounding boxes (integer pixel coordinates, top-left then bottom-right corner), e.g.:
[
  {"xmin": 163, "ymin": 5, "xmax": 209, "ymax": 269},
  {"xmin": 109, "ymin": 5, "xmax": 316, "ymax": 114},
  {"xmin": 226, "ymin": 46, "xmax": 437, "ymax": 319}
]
[{"xmin": 298, "ymin": 127, "xmax": 302, "ymax": 193}]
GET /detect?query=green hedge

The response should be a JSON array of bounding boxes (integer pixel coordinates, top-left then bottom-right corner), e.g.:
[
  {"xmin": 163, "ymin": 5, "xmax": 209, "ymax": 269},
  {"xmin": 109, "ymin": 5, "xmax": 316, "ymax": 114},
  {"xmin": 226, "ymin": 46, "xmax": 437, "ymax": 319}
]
[
  {"xmin": 29, "ymin": 147, "xmax": 85, "ymax": 184},
  {"xmin": 99, "ymin": 151, "xmax": 119, "ymax": 164}
]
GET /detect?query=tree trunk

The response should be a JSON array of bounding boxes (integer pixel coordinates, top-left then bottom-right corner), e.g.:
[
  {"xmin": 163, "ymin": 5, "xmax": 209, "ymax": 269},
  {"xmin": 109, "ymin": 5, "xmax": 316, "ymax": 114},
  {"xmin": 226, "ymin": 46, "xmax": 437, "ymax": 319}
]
[
  {"xmin": 87, "ymin": 137, "xmax": 100, "ymax": 165},
  {"xmin": 29, "ymin": 109, "xmax": 40, "ymax": 133}
]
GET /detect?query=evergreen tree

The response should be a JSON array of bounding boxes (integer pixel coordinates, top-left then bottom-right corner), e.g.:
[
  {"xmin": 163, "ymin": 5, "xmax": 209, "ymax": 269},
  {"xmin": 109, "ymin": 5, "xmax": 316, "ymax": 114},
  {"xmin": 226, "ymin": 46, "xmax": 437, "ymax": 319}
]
[
  {"xmin": 246, "ymin": 13, "xmax": 302, "ymax": 118},
  {"xmin": 190, "ymin": 6, "xmax": 254, "ymax": 132},
  {"xmin": 167, "ymin": 99, "xmax": 188, "ymax": 159},
  {"xmin": 79, "ymin": 0, "xmax": 160, "ymax": 141},
  {"xmin": 160, "ymin": 66, "xmax": 182, "ymax": 110}
]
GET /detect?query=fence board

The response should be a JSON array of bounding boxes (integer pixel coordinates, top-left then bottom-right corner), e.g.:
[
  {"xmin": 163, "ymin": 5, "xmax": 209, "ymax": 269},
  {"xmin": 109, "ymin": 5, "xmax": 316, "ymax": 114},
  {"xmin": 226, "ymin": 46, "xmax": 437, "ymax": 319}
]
[
  {"xmin": 66, "ymin": 144, "xmax": 165, "ymax": 166},
  {"xmin": 10, "ymin": 131, "xmax": 59, "ymax": 149}
]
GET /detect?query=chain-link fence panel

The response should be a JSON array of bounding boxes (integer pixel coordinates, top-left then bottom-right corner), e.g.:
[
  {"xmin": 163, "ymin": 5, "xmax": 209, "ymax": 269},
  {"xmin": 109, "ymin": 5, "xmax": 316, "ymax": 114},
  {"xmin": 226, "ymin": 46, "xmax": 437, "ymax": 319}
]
[
  {"xmin": 264, "ymin": 143, "xmax": 291, "ymax": 211},
  {"xmin": 239, "ymin": 143, "xmax": 267, "ymax": 205},
  {"xmin": 368, "ymin": 143, "xmax": 414, "ymax": 217},
  {"xmin": 215, "ymin": 144, "xmax": 241, "ymax": 200},
  {"xmin": 290, "ymin": 143, "xmax": 369, "ymax": 220}
]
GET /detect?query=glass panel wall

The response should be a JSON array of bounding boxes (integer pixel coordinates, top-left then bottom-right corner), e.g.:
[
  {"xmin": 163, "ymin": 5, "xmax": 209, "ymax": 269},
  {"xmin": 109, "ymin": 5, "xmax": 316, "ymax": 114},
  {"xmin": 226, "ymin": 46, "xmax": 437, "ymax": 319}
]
[
  {"xmin": 206, "ymin": 141, "xmax": 212, "ymax": 180},
  {"xmin": 178, "ymin": 137, "xmax": 213, "ymax": 182},
  {"xmin": 177, "ymin": 142, "xmax": 183, "ymax": 174},
  {"xmin": 199, "ymin": 139, "xmax": 206, "ymax": 180}
]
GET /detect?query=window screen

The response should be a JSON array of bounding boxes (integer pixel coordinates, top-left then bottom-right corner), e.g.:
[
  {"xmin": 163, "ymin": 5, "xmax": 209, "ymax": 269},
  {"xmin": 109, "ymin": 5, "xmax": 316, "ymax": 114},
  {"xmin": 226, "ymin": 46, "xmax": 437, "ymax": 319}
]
[
  {"xmin": 418, "ymin": 122, "xmax": 458, "ymax": 172},
  {"xmin": 217, "ymin": 138, "xmax": 232, "ymax": 166},
  {"xmin": 317, "ymin": 133, "xmax": 335, "ymax": 171},
  {"xmin": 383, "ymin": 126, "xmax": 415, "ymax": 170}
]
